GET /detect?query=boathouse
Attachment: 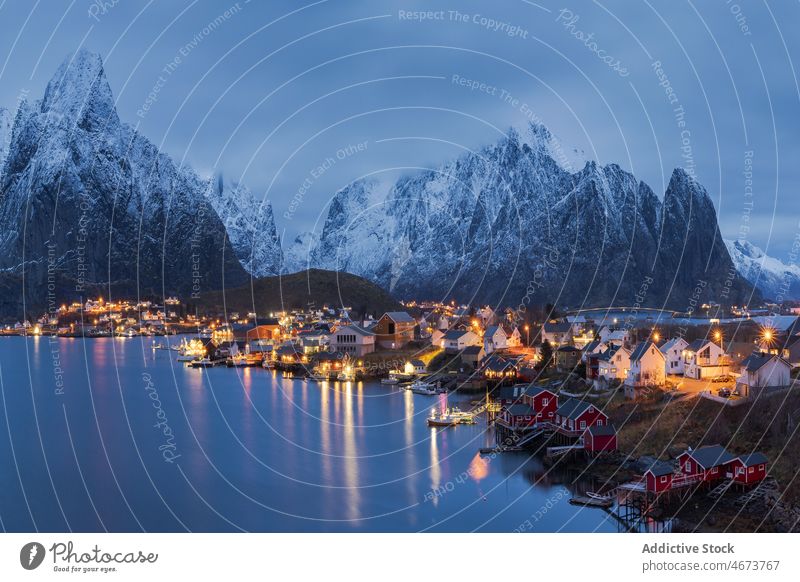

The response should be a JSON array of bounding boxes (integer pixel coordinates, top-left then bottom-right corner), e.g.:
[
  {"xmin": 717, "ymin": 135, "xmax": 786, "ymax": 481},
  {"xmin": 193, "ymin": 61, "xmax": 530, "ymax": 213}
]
[
  {"xmin": 522, "ymin": 385, "xmax": 557, "ymax": 422},
  {"xmin": 677, "ymin": 445, "xmax": 735, "ymax": 482},
  {"xmin": 554, "ymin": 398, "xmax": 608, "ymax": 435},
  {"xmin": 728, "ymin": 453, "xmax": 768, "ymax": 485},
  {"xmin": 644, "ymin": 462, "xmax": 674, "ymax": 493},
  {"xmin": 501, "ymin": 404, "xmax": 537, "ymax": 428},
  {"xmin": 584, "ymin": 424, "xmax": 617, "ymax": 453}
]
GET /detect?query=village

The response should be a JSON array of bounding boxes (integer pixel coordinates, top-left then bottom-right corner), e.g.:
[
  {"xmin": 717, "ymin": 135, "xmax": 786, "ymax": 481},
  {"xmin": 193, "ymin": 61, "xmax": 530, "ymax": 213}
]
[{"xmin": 5, "ymin": 295, "xmax": 800, "ymax": 530}]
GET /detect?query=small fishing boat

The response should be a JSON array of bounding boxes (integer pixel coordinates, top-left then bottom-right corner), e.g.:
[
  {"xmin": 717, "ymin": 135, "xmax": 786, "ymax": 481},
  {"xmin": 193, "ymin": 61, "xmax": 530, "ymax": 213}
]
[
  {"xmin": 409, "ymin": 381, "xmax": 437, "ymax": 395},
  {"xmin": 190, "ymin": 358, "xmax": 217, "ymax": 368},
  {"xmin": 176, "ymin": 355, "xmax": 195, "ymax": 362},
  {"xmin": 307, "ymin": 373, "xmax": 328, "ymax": 382},
  {"xmin": 380, "ymin": 377, "xmax": 399, "ymax": 385},
  {"xmin": 427, "ymin": 407, "xmax": 476, "ymax": 427}
]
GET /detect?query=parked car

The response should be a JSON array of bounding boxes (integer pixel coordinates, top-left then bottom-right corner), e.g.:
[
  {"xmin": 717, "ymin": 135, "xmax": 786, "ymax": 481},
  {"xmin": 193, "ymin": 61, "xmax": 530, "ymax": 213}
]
[
  {"xmin": 712, "ymin": 374, "xmax": 735, "ymax": 383},
  {"xmin": 717, "ymin": 387, "xmax": 732, "ymax": 398}
]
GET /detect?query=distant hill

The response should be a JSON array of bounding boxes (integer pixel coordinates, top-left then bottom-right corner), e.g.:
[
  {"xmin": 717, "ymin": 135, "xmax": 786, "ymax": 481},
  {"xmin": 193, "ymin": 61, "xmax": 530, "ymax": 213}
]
[{"xmin": 197, "ymin": 269, "xmax": 402, "ymax": 318}]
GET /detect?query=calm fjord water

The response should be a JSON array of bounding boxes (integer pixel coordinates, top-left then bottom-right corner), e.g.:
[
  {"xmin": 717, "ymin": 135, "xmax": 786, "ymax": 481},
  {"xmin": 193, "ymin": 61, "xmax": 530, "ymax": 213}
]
[{"xmin": 0, "ymin": 336, "xmax": 615, "ymax": 532}]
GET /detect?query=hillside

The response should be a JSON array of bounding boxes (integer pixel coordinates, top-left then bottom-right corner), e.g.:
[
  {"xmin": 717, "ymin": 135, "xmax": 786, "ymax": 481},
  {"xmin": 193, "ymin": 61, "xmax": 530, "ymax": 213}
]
[{"xmin": 197, "ymin": 269, "xmax": 402, "ymax": 318}]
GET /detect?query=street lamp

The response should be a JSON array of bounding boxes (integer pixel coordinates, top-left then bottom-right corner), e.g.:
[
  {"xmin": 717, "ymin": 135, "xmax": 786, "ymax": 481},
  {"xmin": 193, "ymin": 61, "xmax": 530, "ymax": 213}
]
[
  {"xmin": 713, "ymin": 329, "xmax": 722, "ymax": 349},
  {"xmin": 524, "ymin": 324, "xmax": 530, "ymax": 347}
]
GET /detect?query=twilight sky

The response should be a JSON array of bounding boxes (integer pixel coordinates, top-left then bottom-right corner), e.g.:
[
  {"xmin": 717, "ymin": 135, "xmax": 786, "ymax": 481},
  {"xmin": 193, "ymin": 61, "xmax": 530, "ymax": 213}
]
[{"xmin": 1, "ymin": 0, "xmax": 798, "ymax": 256}]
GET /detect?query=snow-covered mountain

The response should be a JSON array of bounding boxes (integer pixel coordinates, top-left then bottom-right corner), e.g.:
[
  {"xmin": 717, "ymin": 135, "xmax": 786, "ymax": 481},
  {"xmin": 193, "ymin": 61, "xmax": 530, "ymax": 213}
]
[
  {"xmin": 206, "ymin": 175, "xmax": 282, "ymax": 277},
  {"xmin": 0, "ymin": 49, "xmax": 281, "ymax": 314},
  {"xmin": 0, "ymin": 107, "xmax": 11, "ymax": 177},
  {"xmin": 294, "ymin": 123, "xmax": 755, "ymax": 308},
  {"xmin": 725, "ymin": 239, "xmax": 800, "ymax": 301}
]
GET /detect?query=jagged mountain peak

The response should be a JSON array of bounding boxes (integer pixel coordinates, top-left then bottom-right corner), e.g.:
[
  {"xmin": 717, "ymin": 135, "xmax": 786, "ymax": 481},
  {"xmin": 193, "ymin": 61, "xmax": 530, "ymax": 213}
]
[
  {"xmin": 205, "ymin": 173, "xmax": 283, "ymax": 278},
  {"xmin": 40, "ymin": 48, "xmax": 118, "ymax": 130},
  {"xmin": 725, "ymin": 239, "xmax": 800, "ymax": 300}
]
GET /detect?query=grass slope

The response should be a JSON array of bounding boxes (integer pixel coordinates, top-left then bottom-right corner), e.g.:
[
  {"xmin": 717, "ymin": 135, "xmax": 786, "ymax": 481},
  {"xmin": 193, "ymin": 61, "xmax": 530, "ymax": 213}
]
[{"xmin": 197, "ymin": 268, "xmax": 402, "ymax": 318}]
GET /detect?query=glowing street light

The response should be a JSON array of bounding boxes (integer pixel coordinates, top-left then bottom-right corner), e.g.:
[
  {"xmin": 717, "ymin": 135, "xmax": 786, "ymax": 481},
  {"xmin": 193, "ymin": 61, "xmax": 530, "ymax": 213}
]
[
  {"xmin": 524, "ymin": 324, "xmax": 530, "ymax": 346},
  {"xmin": 713, "ymin": 329, "xmax": 723, "ymax": 349}
]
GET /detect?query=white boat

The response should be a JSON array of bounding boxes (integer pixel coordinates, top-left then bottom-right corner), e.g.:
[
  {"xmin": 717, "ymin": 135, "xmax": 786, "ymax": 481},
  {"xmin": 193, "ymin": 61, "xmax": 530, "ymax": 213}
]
[
  {"xmin": 176, "ymin": 355, "xmax": 195, "ymax": 362},
  {"xmin": 409, "ymin": 381, "xmax": 437, "ymax": 395},
  {"xmin": 427, "ymin": 407, "xmax": 476, "ymax": 426},
  {"xmin": 380, "ymin": 377, "xmax": 399, "ymax": 385}
]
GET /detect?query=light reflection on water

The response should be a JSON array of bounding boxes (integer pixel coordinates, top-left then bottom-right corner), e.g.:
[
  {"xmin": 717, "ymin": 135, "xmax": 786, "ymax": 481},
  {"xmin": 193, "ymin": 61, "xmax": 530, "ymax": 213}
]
[{"xmin": 0, "ymin": 336, "xmax": 620, "ymax": 532}]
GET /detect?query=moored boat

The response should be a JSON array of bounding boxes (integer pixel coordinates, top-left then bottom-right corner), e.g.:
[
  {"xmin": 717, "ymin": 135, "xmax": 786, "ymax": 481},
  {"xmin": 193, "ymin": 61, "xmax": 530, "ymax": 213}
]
[
  {"xmin": 409, "ymin": 381, "xmax": 437, "ymax": 395},
  {"xmin": 427, "ymin": 407, "xmax": 476, "ymax": 427}
]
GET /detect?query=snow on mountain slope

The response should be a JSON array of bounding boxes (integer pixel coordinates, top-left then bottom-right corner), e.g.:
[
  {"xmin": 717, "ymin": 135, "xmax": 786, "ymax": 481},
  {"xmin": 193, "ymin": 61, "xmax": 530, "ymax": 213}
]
[
  {"xmin": 206, "ymin": 175, "xmax": 283, "ymax": 278},
  {"xmin": 0, "ymin": 49, "xmax": 249, "ymax": 313},
  {"xmin": 298, "ymin": 123, "xmax": 754, "ymax": 309},
  {"xmin": 725, "ymin": 239, "xmax": 800, "ymax": 300},
  {"xmin": 0, "ymin": 107, "xmax": 11, "ymax": 177}
]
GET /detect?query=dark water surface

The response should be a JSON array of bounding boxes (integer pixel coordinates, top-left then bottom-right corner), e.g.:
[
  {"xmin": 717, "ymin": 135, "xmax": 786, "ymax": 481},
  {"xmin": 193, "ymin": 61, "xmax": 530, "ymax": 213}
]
[{"xmin": 0, "ymin": 336, "xmax": 616, "ymax": 532}]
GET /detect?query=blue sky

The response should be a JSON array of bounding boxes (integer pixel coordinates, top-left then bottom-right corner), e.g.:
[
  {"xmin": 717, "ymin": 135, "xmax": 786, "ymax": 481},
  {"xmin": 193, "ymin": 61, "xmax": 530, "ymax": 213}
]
[{"xmin": 1, "ymin": 0, "xmax": 798, "ymax": 256}]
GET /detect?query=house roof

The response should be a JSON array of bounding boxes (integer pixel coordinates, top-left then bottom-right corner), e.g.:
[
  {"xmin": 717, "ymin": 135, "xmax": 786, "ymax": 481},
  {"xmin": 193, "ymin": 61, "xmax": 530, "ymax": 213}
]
[
  {"xmin": 524, "ymin": 385, "xmax": 556, "ymax": 398},
  {"xmin": 660, "ymin": 337, "xmax": 687, "ymax": 353},
  {"xmin": 495, "ymin": 384, "xmax": 527, "ymax": 401},
  {"xmin": 556, "ymin": 398, "xmax": 599, "ymax": 420},
  {"xmin": 462, "ymin": 346, "xmax": 484, "ymax": 356},
  {"xmin": 335, "ymin": 324, "xmax": 374, "ymax": 337},
  {"xmin": 483, "ymin": 355, "xmax": 519, "ymax": 372},
  {"xmin": 409, "ymin": 359, "xmax": 425, "ymax": 367},
  {"xmin": 443, "ymin": 329, "xmax": 471, "ymax": 340},
  {"xmin": 543, "ymin": 322, "xmax": 572, "ymax": 334},
  {"xmin": 506, "ymin": 404, "xmax": 534, "ymax": 416},
  {"xmin": 645, "ymin": 461, "xmax": 674, "ymax": 477},
  {"xmin": 686, "ymin": 339, "xmax": 710, "ymax": 352},
  {"xmin": 597, "ymin": 345, "xmax": 621, "ymax": 362},
  {"xmin": 684, "ymin": 445, "xmax": 734, "ymax": 469},
  {"xmin": 588, "ymin": 424, "xmax": 616, "ymax": 437},
  {"xmin": 557, "ymin": 345, "xmax": 579, "ymax": 352},
  {"xmin": 484, "ymin": 325, "xmax": 505, "ymax": 339},
  {"xmin": 583, "ymin": 339, "xmax": 602, "ymax": 353},
  {"xmin": 382, "ymin": 311, "xmax": 415, "ymax": 323},
  {"xmin": 741, "ymin": 352, "xmax": 788, "ymax": 372},
  {"xmin": 738, "ymin": 452, "xmax": 768, "ymax": 467},
  {"xmin": 630, "ymin": 341, "xmax": 661, "ymax": 363}
]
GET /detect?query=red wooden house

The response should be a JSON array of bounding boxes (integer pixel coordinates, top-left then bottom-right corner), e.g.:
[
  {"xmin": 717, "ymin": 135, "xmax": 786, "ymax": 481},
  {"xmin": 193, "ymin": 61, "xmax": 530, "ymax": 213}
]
[
  {"xmin": 677, "ymin": 445, "xmax": 735, "ymax": 482},
  {"xmin": 522, "ymin": 386, "xmax": 557, "ymax": 423},
  {"xmin": 644, "ymin": 462, "xmax": 674, "ymax": 493},
  {"xmin": 501, "ymin": 404, "xmax": 537, "ymax": 428},
  {"xmin": 584, "ymin": 424, "xmax": 617, "ymax": 453},
  {"xmin": 554, "ymin": 398, "xmax": 608, "ymax": 435},
  {"xmin": 727, "ymin": 453, "xmax": 768, "ymax": 485}
]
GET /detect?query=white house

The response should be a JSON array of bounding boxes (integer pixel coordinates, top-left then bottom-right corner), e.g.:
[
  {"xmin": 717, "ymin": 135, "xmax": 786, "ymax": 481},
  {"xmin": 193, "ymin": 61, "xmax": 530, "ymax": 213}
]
[
  {"xmin": 582, "ymin": 339, "xmax": 605, "ymax": 363},
  {"xmin": 660, "ymin": 337, "xmax": 689, "ymax": 376},
  {"xmin": 330, "ymin": 324, "xmax": 375, "ymax": 357},
  {"xmin": 625, "ymin": 341, "xmax": 666, "ymax": 398},
  {"xmin": 541, "ymin": 322, "xmax": 572, "ymax": 346},
  {"xmin": 483, "ymin": 325, "xmax": 508, "ymax": 354},
  {"xmin": 504, "ymin": 325, "xmax": 523, "ymax": 348},
  {"xmin": 597, "ymin": 325, "xmax": 630, "ymax": 347},
  {"xmin": 430, "ymin": 328, "xmax": 445, "ymax": 348},
  {"xmin": 442, "ymin": 329, "xmax": 480, "ymax": 352},
  {"xmin": 684, "ymin": 339, "xmax": 729, "ymax": 380},
  {"xmin": 597, "ymin": 345, "xmax": 632, "ymax": 380},
  {"xmin": 403, "ymin": 359, "xmax": 427, "ymax": 375},
  {"xmin": 735, "ymin": 352, "xmax": 792, "ymax": 397}
]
